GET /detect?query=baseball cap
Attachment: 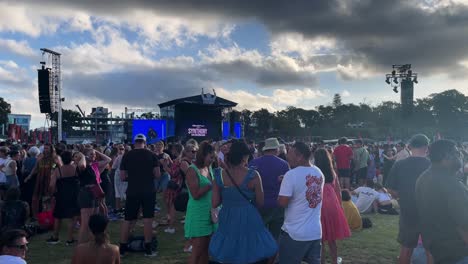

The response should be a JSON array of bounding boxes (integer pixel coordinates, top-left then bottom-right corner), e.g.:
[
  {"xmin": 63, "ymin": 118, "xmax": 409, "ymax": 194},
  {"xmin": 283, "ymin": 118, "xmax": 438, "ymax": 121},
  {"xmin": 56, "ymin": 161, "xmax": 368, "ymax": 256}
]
[
  {"xmin": 134, "ymin": 134, "xmax": 147, "ymax": 142},
  {"xmin": 409, "ymin": 134, "xmax": 430, "ymax": 148}
]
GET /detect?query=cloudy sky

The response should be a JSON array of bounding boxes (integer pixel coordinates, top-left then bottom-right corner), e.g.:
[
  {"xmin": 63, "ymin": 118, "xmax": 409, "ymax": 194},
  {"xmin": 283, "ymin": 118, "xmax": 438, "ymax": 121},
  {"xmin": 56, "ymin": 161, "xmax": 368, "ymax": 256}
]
[{"xmin": 2, "ymin": 0, "xmax": 468, "ymax": 128}]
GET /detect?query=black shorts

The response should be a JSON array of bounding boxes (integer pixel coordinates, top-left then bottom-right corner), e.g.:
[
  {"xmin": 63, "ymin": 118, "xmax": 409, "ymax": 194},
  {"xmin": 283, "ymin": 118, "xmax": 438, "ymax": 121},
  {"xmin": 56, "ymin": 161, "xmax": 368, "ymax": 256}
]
[
  {"xmin": 357, "ymin": 167, "xmax": 368, "ymax": 179},
  {"xmin": 398, "ymin": 216, "xmax": 420, "ymax": 248},
  {"xmin": 78, "ymin": 188, "xmax": 97, "ymax": 209},
  {"xmin": 125, "ymin": 192, "xmax": 156, "ymax": 221},
  {"xmin": 338, "ymin": 169, "xmax": 351, "ymax": 178}
]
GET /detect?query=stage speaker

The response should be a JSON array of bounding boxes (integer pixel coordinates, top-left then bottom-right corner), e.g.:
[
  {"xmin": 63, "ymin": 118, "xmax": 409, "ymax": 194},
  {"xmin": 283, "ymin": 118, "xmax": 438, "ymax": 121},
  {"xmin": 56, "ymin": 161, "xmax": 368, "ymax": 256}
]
[{"xmin": 38, "ymin": 68, "xmax": 52, "ymax": 113}]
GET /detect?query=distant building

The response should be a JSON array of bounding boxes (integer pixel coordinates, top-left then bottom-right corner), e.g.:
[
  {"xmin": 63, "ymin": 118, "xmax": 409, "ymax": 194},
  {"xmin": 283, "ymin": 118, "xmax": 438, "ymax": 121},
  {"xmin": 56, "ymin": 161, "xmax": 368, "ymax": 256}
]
[{"xmin": 8, "ymin": 114, "xmax": 31, "ymax": 132}]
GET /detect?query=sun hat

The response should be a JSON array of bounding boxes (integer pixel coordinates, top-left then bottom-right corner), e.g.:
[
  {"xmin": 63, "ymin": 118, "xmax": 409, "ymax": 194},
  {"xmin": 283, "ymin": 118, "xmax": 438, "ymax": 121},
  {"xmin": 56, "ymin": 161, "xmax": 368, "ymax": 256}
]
[{"xmin": 263, "ymin": 138, "xmax": 282, "ymax": 151}]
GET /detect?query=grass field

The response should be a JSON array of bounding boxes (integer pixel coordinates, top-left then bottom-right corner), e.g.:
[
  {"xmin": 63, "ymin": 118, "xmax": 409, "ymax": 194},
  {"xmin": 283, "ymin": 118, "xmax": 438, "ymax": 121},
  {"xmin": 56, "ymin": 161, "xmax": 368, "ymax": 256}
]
[{"xmin": 27, "ymin": 211, "xmax": 399, "ymax": 264}]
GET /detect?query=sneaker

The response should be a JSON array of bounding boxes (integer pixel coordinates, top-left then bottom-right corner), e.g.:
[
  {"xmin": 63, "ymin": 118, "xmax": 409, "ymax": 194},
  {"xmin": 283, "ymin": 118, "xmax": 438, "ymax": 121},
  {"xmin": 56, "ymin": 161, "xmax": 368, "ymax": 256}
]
[
  {"xmin": 152, "ymin": 221, "xmax": 159, "ymax": 229},
  {"xmin": 144, "ymin": 250, "xmax": 158, "ymax": 257},
  {"xmin": 144, "ymin": 242, "xmax": 157, "ymax": 257},
  {"xmin": 46, "ymin": 237, "xmax": 60, "ymax": 245},
  {"xmin": 183, "ymin": 245, "xmax": 193, "ymax": 253},
  {"xmin": 66, "ymin": 240, "xmax": 77, "ymax": 246},
  {"xmin": 164, "ymin": 227, "xmax": 175, "ymax": 234}
]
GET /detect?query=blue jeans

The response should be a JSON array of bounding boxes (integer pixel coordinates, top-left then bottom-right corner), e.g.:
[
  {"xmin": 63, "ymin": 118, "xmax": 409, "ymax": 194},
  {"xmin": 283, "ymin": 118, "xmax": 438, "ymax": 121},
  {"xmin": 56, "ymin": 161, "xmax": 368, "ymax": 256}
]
[
  {"xmin": 154, "ymin": 173, "xmax": 170, "ymax": 192},
  {"xmin": 279, "ymin": 230, "xmax": 321, "ymax": 264},
  {"xmin": 455, "ymin": 256, "xmax": 468, "ymax": 264}
]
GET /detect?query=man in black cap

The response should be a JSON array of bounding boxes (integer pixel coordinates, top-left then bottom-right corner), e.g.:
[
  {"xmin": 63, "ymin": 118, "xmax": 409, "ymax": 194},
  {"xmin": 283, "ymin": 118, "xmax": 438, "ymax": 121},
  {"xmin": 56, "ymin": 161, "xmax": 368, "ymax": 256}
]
[
  {"xmin": 416, "ymin": 140, "xmax": 468, "ymax": 264},
  {"xmin": 386, "ymin": 134, "xmax": 432, "ymax": 264}
]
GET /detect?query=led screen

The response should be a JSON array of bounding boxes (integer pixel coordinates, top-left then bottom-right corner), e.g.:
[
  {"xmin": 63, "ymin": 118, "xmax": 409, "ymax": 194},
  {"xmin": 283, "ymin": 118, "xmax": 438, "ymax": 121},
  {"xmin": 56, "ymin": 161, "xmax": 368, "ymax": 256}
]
[{"xmin": 132, "ymin": 120, "xmax": 166, "ymax": 144}]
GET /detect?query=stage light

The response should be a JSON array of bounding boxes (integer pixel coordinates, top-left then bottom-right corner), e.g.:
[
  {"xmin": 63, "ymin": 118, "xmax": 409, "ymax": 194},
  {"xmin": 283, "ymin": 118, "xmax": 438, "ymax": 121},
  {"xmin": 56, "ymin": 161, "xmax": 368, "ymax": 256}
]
[
  {"xmin": 407, "ymin": 70, "xmax": 412, "ymax": 76},
  {"xmin": 392, "ymin": 70, "xmax": 396, "ymax": 76},
  {"xmin": 393, "ymin": 77, "xmax": 399, "ymax": 84},
  {"xmin": 385, "ymin": 77, "xmax": 391, "ymax": 84},
  {"xmin": 393, "ymin": 87, "xmax": 398, "ymax": 93},
  {"xmin": 413, "ymin": 77, "xmax": 418, "ymax": 84}
]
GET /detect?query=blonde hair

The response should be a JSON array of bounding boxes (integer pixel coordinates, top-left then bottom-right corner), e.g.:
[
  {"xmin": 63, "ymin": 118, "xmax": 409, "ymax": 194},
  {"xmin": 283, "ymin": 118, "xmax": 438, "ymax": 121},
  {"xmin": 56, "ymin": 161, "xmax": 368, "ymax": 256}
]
[{"xmin": 74, "ymin": 152, "xmax": 86, "ymax": 169}]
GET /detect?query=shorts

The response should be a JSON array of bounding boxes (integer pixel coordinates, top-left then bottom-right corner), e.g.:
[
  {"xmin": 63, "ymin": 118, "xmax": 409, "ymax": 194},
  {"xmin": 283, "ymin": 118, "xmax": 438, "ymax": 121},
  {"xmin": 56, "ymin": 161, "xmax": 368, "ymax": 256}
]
[
  {"xmin": 125, "ymin": 192, "xmax": 156, "ymax": 221},
  {"xmin": 114, "ymin": 170, "xmax": 128, "ymax": 199},
  {"xmin": 5, "ymin": 175, "xmax": 19, "ymax": 189},
  {"xmin": 398, "ymin": 216, "xmax": 420, "ymax": 248},
  {"xmin": 78, "ymin": 187, "xmax": 97, "ymax": 209},
  {"xmin": 279, "ymin": 230, "xmax": 321, "ymax": 264},
  {"xmin": 357, "ymin": 167, "xmax": 368, "ymax": 179},
  {"xmin": 337, "ymin": 169, "xmax": 351, "ymax": 178},
  {"xmin": 259, "ymin": 207, "xmax": 284, "ymax": 240},
  {"xmin": 154, "ymin": 173, "xmax": 170, "ymax": 192}
]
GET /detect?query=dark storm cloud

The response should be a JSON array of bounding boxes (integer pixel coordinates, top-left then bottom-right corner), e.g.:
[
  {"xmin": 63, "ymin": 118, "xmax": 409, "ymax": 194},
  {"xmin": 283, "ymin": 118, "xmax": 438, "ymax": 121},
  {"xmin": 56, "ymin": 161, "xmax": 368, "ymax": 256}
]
[
  {"xmin": 19, "ymin": 0, "xmax": 468, "ymax": 74},
  {"xmin": 64, "ymin": 67, "xmax": 212, "ymax": 106},
  {"xmin": 206, "ymin": 60, "xmax": 317, "ymax": 87}
]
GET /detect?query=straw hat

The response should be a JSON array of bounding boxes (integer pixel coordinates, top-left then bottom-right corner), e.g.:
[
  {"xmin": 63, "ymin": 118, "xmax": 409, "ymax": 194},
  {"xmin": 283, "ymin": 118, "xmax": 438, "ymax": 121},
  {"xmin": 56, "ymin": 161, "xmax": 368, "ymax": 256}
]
[{"xmin": 263, "ymin": 138, "xmax": 282, "ymax": 151}]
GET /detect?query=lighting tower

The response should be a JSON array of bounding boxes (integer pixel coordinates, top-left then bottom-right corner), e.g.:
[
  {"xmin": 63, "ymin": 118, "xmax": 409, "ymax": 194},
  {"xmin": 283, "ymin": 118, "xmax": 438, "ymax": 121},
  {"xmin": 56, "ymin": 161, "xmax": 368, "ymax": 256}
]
[
  {"xmin": 385, "ymin": 64, "xmax": 418, "ymax": 116},
  {"xmin": 40, "ymin": 48, "xmax": 63, "ymax": 142}
]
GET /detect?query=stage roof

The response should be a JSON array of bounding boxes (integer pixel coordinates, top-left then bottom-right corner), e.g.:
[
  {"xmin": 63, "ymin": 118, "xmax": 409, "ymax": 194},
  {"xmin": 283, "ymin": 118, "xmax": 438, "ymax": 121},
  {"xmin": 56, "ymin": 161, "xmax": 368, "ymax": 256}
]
[{"xmin": 158, "ymin": 93, "xmax": 237, "ymax": 108}]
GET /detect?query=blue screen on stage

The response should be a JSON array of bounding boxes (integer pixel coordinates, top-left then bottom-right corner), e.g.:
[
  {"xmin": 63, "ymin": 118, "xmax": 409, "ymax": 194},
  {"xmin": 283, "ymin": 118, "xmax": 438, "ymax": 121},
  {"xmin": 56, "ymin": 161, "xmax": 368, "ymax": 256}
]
[
  {"xmin": 234, "ymin": 122, "xmax": 242, "ymax": 138},
  {"xmin": 222, "ymin": 121, "xmax": 230, "ymax": 140},
  {"xmin": 132, "ymin": 120, "xmax": 166, "ymax": 144}
]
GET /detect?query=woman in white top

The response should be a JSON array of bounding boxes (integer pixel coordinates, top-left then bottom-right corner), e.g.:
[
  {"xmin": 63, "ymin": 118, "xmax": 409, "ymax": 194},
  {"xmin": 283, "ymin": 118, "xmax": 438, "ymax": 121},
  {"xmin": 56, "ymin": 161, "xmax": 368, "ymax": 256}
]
[{"xmin": 4, "ymin": 150, "xmax": 20, "ymax": 189}]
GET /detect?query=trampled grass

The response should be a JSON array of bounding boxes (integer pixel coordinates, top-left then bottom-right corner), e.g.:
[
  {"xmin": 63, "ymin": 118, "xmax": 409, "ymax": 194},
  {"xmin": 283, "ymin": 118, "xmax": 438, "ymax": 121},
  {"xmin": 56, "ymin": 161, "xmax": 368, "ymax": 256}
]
[{"xmin": 27, "ymin": 212, "xmax": 399, "ymax": 264}]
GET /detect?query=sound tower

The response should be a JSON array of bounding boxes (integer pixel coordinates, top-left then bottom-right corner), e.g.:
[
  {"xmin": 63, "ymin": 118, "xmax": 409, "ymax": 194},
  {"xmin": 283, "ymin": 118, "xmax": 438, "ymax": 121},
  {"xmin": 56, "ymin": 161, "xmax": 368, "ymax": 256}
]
[
  {"xmin": 38, "ymin": 68, "xmax": 52, "ymax": 113},
  {"xmin": 401, "ymin": 79, "xmax": 414, "ymax": 116}
]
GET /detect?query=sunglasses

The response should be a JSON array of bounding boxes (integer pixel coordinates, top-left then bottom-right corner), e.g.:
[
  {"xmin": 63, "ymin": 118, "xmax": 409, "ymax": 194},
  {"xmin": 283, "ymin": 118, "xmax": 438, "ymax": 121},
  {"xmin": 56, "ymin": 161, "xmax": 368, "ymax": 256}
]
[{"xmin": 8, "ymin": 243, "xmax": 28, "ymax": 250}]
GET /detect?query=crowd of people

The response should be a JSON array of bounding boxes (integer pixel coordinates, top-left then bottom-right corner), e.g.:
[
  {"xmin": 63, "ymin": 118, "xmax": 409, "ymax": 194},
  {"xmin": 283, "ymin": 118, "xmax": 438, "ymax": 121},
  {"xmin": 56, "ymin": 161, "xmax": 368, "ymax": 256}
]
[{"xmin": 0, "ymin": 133, "xmax": 467, "ymax": 264}]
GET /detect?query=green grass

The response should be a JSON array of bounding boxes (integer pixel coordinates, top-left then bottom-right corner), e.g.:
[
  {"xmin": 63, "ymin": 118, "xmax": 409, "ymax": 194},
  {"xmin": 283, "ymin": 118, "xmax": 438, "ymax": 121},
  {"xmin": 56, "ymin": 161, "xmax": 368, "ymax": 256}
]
[{"xmin": 28, "ymin": 212, "xmax": 399, "ymax": 264}]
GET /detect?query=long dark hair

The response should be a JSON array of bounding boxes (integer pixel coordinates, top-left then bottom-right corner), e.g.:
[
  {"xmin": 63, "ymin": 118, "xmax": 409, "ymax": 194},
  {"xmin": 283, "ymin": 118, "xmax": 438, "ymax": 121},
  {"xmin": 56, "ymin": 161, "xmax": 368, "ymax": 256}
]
[
  {"xmin": 194, "ymin": 141, "xmax": 214, "ymax": 168},
  {"xmin": 314, "ymin": 148, "xmax": 335, "ymax": 183}
]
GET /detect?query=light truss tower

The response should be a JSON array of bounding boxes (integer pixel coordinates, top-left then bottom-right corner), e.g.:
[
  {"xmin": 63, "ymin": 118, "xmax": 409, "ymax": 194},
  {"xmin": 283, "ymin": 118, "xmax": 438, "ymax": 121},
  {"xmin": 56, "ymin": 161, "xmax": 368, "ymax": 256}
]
[
  {"xmin": 384, "ymin": 64, "xmax": 418, "ymax": 116},
  {"xmin": 41, "ymin": 48, "xmax": 63, "ymax": 142}
]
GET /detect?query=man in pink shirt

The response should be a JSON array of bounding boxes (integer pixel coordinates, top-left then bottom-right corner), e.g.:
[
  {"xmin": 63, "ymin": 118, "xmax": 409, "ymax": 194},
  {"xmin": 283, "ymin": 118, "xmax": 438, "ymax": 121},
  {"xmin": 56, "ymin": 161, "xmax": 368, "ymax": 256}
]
[{"xmin": 333, "ymin": 137, "xmax": 354, "ymax": 189}]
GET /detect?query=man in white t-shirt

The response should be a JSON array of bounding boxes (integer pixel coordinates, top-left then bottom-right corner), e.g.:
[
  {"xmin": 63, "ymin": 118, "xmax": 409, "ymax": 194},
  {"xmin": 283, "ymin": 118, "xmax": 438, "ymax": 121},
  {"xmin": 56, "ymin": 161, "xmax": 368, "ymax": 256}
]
[
  {"xmin": 352, "ymin": 179, "xmax": 379, "ymax": 213},
  {"xmin": 278, "ymin": 142, "xmax": 324, "ymax": 264},
  {"xmin": 0, "ymin": 229, "xmax": 29, "ymax": 264}
]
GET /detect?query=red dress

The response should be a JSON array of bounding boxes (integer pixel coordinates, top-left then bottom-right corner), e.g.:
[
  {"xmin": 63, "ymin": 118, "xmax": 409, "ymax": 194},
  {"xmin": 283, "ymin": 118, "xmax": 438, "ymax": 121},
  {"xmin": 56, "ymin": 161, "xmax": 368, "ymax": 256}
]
[
  {"xmin": 164, "ymin": 159, "xmax": 185, "ymax": 204},
  {"xmin": 321, "ymin": 178, "xmax": 351, "ymax": 241}
]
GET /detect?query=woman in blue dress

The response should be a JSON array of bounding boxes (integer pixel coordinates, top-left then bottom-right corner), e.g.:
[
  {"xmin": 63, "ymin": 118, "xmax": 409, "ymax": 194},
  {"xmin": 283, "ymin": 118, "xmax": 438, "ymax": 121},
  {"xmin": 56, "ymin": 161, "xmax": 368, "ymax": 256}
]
[{"xmin": 210, "ymin": 140, "xmax": 277, "ymax": 264}]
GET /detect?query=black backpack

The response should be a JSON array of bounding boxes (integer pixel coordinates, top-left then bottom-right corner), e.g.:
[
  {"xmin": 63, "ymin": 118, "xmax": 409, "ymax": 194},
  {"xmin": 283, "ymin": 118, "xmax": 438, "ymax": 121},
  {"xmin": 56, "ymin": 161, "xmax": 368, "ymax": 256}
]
[
  {"xmin": 127, "ymin": 236, "xmax": 158, "ymax": 252},
  {"xmin": 362, "ymin": 217, "xmax": 373, "ymax": 229}
]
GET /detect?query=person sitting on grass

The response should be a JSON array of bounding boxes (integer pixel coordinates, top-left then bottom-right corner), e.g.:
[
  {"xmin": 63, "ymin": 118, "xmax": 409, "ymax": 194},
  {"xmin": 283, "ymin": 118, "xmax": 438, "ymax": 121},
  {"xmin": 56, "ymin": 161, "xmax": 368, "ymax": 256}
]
[
  {"xmin": 341, "ymin": 189, "xmax": 362, "ymax": 231},
  {"xmin": 352, "ymin": 179, "xmax": 379, "ymax": 214},
  {"xmin": 72, "ymin": 214, "xmax": 120, "ymax": 264},
  {"xmin": 374, "ymin": 183, "xmax": 399, "ymax": 215}
]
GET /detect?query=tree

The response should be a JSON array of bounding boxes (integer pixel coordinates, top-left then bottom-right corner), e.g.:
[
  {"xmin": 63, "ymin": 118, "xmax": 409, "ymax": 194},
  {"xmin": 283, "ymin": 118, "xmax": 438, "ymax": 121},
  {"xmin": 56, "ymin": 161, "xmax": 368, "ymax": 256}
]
[
  {"xmin": 0, "ymin": 97, "xmax": 11, "ymax": 126},
  {"xmin": 50, "ymin": 109, "xmax": 82, "ymax": 134},
  {"xmin": 332, "ymin": 93, "xmax": 343, "ymax": 108},
  {"xmin": 252, "ymin": 109, "xmax": 273, "ymax": 136},
  {"xmin": 141, "ymin": 112, "xmax": 156, "ymax": 119}
]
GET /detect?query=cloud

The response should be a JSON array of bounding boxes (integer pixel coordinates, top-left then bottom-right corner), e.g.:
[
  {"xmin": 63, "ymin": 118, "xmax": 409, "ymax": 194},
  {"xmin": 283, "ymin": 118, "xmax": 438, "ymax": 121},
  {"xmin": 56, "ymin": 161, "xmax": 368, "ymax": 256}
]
[
  {"xmin": 341, "ymin": 90, "xmax": 351, "ymax": 97},
  {"xmin": 216, "ymin": 87, "xmax": 325, "ymax": 112},
  {"xmin": 17, "ymin": 0, "xmax": 468, "ymax": 76},
  {"xmin": 0, "ymin": 39, "xmax": 35, "ymax": 57},
  {"xmin": 0, "ymin": 61, "xmax": 31, "ymax": 86},
  {"xmin": 200, "ymin": 45, "xmax": 318, "ymax": 88}
]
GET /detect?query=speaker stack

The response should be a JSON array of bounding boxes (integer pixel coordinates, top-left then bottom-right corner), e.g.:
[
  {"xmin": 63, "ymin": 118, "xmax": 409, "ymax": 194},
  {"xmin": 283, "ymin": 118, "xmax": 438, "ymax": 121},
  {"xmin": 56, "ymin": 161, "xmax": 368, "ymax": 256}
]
[{"xmin": 37, "ymin": 67, "xmax": 52, "ymax": 114}]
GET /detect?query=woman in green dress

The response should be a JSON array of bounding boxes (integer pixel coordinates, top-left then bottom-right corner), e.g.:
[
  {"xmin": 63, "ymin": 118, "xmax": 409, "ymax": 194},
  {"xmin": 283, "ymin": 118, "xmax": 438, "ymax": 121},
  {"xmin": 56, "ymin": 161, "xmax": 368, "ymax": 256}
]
[{"xmin": 185, "ymin": 141, "xmax": 216, "ymax": 264}]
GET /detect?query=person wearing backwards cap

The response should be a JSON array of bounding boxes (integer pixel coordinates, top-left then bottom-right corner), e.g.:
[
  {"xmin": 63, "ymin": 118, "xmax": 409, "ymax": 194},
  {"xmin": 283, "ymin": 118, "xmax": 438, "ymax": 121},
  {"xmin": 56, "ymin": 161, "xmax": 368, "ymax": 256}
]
[
  {"xmin": 386, "ymin": 134, "xmax": 433, "ymax": 264},
  {"xmin": 119, "ymin": 134, "xmax": 161, "ymax": 257}
]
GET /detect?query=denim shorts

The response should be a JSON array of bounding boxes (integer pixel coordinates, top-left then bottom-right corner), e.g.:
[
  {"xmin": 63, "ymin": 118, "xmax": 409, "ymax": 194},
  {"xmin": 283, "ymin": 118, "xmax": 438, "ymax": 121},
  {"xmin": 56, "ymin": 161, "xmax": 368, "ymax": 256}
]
[
  {"xmin": 278, "ymin": 230, "xmax": 321, "ymax": 264},
  {"xmin": 455, "ymin": 256, "xmax": 468, "ymax": 264},
  {"xmin": 5, "ymin": 174, "xmax": 19, "ymax": 189},
  {"xmin": 154, "ymin": 173, "xmax": 170, "ymax": 192}
]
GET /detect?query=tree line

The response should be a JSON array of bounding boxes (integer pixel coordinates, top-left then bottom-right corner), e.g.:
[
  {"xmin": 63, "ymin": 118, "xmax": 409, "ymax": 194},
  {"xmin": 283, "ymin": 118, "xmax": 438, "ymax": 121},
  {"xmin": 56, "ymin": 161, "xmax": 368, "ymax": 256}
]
[{"xmin": 2, "ymin": 89, "xmax": 468, "ymax": 142}]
